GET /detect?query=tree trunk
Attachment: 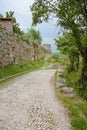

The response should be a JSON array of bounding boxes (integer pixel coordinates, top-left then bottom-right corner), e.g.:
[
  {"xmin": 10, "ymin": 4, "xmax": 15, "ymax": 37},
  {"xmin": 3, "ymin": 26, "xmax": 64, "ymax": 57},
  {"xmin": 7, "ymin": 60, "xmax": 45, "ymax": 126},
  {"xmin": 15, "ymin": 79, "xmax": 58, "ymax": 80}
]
[
  {"xmin": 69, "ymin": 55, "xmax": 74, "ymax": 71},
  {"xmin": 71, "ymin": 25, "xmax": 87, "ymax": 86},
  {"xmin": 81, "ymin": 50, "xmax": 87, "ymax": 87},
  {"xmin": 75, "ymin": 55, "xmax": 79, "ymax": 70}
]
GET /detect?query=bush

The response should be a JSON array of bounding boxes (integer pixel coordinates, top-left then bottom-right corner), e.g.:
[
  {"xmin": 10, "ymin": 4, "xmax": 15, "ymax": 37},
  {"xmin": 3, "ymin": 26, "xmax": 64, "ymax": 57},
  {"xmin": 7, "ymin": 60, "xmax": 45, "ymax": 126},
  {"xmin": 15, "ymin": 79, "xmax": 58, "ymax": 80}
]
[
  {"xmin": 63, "ymin": 65, "xmax": 87, "ymax": 100},
  {"xmin": 78, "ymin": 86, "xmax": 87, "ymax": 100}
]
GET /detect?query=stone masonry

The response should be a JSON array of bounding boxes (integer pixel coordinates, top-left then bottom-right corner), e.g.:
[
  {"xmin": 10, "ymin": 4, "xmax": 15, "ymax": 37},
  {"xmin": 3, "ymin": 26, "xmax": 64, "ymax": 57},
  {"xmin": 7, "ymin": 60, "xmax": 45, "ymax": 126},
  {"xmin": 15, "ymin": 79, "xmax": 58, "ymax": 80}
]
[
  {"xmin": 42, "ymin": 44, "xmax": 52, "ymax": 54},
  {"xmin": 0, "ymin": 18, "xmax": 46, "ymax": 67}
]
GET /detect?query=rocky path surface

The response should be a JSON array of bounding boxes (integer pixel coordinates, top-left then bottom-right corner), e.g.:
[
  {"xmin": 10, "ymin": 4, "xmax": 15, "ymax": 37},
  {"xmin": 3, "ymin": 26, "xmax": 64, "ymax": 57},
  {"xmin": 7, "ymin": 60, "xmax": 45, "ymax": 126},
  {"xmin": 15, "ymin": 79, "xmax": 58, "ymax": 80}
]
[{"xmin": 0, "ymin": 69, "xmax": 72, "ymax": 130}]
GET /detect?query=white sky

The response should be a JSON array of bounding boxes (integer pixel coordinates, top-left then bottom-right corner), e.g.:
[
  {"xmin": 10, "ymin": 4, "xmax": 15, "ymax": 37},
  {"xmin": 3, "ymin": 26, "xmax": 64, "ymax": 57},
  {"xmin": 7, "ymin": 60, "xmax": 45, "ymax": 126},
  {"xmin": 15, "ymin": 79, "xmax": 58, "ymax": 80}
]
[{"xmin": 0, "ymin": 0, "xmax": 62, "ymax": 52}]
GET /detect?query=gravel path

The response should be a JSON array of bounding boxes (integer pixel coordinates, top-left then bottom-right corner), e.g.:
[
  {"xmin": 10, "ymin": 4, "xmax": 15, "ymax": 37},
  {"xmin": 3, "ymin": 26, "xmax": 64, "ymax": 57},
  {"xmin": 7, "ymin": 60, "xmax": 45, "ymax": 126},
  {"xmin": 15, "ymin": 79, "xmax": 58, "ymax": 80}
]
[{"xmin": 0, "ymin": 69, "xmax": 72, "ymax": 130}]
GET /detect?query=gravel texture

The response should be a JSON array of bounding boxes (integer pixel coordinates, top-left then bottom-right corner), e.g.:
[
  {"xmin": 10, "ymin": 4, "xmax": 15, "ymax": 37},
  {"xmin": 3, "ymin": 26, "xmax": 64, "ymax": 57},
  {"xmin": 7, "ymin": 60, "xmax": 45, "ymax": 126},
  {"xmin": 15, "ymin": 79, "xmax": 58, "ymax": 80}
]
[{"xmin": 0, "ymin": 69, "xmax": 72, "ymax": 130}]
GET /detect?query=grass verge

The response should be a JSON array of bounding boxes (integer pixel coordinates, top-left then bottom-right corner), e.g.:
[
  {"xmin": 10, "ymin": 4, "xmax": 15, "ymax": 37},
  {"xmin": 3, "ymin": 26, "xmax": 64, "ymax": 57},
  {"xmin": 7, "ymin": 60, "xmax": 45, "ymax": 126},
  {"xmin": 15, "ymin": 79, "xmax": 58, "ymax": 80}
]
[
  {"xmin": 54, "ymin": 71, "xmax": 87, "ymax": 130},
  {"xmin": 0, "ymin": 58, "xmax": 44, "ymax": 86}
]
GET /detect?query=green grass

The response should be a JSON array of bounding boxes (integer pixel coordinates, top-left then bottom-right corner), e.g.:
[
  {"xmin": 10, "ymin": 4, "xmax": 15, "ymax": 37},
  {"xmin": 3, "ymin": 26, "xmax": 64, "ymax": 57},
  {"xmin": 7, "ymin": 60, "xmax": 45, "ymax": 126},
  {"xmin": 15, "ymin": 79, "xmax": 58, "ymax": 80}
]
[
  {"xmin": 54, "ymin": 71, "xmax": 87, "ymax": 130},
  {"xmin": 0, "ymin": 58, "xmax": 44, "ymax": 82},
  {"xmin": 58, "ymin": 94, "xmax": 87, "ymax": 130}
]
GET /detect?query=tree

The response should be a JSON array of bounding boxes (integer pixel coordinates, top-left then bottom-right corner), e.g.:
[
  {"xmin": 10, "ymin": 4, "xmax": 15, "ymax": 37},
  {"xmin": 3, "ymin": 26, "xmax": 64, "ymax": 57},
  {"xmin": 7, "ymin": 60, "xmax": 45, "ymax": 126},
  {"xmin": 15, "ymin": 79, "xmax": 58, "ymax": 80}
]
[
  {"xmin": 24, "ymin": 28, "xmax": 42, "ymax": 60},
  {"xmin": 26, "ymin": 28, "xmax": 42, "ymax": 44},
  {"xmin": 6, "ymin": 11, "xmax": 16, "ymax": 23},
  {"xmin": 52, "ymin": 53, "xmax": 59, "ymax": 62},
  {"xmin": 55, "ymin": 33, "xmax": 80, "ymax": 71},
  {"xmin": 0, "ymin": 13, "xmax": 3, "ymax": 18},
  {"xmin": 0, "ymin": 13, "xmax": 3, "ymax": 30},
  {"xmin": 31, "ymin": 0, "xmax": 87, "ymax": 87}
]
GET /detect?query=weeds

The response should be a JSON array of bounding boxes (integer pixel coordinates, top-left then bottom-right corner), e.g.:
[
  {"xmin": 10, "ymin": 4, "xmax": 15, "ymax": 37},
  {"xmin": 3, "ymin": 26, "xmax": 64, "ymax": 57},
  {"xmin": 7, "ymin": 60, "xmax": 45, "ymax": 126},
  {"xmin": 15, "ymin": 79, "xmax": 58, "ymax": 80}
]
[
  {"xmin": 54, "ymin": 71, "xmax": 87, "ymax": 130},
  {"xmin": 0, "ymin": 58, "xmax": 44, "ymax": 82}
]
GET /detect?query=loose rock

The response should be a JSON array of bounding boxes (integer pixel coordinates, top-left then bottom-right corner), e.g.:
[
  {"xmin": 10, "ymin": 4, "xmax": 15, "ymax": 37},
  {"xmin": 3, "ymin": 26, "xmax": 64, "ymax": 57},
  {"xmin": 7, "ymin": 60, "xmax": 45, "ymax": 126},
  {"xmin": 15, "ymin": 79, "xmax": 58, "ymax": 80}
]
[
  {"xmin": 57, "ymin": 77, "xmax": 66, "ymax": 84},
  {"xmin": 65, "ymin": 94, "xmax": 76, "ymax": 98},
  {"xmin": 56, "ymin": 82, "xmax": 65, "ymax": 89},
  {"xmin": 60, "ymin": 87, "xmax": 73, "ymax": 94}
]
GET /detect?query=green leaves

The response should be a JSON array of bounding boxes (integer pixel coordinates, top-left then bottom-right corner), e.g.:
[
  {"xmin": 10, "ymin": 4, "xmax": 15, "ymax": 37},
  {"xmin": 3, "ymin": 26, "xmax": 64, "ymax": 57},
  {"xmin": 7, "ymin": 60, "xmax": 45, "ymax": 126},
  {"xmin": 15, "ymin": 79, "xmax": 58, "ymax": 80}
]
[
  {"xmin": 55, "ymin": 33, "xmax": 79, "ymax": 55},
  {"xmin": 55, "ymin": 32, "xmax": 80, "ymax": 71},
  {"xmin": 0, "ymin": 13, "xmax": 3, "ymax": 18},
  {"xmin": 30, "ymin": 0, "xmax": 57, "ymax": 25},
  {"xmin": 24, "ymin": 28, "xmax": 42, "ymax": 44}
]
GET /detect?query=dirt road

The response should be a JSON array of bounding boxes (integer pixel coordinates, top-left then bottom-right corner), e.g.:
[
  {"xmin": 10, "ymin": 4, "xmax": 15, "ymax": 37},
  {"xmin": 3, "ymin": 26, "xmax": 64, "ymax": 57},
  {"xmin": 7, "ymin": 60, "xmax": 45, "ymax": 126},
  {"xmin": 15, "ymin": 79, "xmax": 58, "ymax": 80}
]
[{"xmin": 0, "ymin": 69, "xmax": 72, "ymax": 130}]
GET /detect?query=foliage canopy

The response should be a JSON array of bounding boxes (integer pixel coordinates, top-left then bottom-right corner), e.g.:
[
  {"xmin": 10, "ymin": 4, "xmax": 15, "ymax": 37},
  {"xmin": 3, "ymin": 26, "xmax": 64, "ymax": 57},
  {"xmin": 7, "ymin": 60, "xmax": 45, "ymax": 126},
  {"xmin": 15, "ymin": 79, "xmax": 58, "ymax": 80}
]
[
  {"xmin": 31, "ymin": 0, "xmax": 87, "ymax": 91},
  {"xmin": 26, "ymin": 28, "xmax": 42, "ymax": 44}
]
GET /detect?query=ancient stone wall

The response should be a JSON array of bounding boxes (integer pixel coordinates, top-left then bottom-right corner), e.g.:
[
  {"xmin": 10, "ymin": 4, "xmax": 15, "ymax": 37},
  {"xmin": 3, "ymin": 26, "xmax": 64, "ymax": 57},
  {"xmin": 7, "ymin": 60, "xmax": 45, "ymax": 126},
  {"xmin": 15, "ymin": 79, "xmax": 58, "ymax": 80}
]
[
  {"xmin": 0, "ymin": 18, "xmax": 13, "ymax": 33},
  {"xmin": 42, "ymin": 44, "xmax": 52, "ymax": 54},
  {"xmin": 0, "ymin": 18, "xmax": 45, "ymax": 67}
]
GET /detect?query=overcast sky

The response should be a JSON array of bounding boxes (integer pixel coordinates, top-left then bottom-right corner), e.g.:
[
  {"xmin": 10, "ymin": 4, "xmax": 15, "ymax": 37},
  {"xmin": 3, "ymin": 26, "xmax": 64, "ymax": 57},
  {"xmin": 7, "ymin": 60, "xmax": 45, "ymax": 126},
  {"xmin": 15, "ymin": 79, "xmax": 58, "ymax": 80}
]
[{"xmin": 0, "ymin": 0, "xmax": 62, "ymax": 52}]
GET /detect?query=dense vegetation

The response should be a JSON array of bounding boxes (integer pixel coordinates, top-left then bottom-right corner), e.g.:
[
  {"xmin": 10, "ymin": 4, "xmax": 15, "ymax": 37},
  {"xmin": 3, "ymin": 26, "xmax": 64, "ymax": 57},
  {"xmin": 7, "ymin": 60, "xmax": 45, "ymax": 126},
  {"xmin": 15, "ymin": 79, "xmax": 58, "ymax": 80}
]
[
  {"xmin": 31, "ymin": 0, "xmax": 87, "ymax": 99},
  {"xmin": 54, "ymin": 71, "xmax": 87, "ymax": 130}
]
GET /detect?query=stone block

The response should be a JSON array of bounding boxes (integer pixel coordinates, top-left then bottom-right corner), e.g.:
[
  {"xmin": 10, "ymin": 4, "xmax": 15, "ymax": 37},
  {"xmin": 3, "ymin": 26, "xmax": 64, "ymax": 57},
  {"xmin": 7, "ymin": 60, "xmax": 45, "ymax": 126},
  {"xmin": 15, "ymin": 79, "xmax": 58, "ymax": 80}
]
[
  {"xmin": 57, "ymin": 77, "xmax": 66, "ymax": 84},
  {"xmin": 56, "ymin": 82, "xmax": 65, "ymax": 89},
  {"xmin": 60, "ymin": 87, "xmax": 73, "ymax": 94}
]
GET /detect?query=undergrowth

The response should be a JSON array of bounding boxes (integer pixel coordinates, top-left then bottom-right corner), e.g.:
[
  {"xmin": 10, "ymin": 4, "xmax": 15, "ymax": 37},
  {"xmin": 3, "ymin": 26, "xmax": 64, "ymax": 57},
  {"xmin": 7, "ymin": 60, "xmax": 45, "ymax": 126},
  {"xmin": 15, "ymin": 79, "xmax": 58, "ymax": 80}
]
[
  {"xmin": 63, "ymin": 65, "xmax": 87, "ymax": 99},
  {"xmin": 54, "ymin": 70, "xmax": 87, "ymax": 130}
]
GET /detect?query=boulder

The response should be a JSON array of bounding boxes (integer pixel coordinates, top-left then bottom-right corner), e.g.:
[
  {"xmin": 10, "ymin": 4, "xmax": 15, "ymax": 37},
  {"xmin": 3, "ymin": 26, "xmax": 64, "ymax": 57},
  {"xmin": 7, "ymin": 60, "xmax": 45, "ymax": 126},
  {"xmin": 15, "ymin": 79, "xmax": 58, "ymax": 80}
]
[
  {"xmin": 57, "ymin": 77, "xmax": 66, "ymax": 84},
  {"xmin": 60, "ymin": 87, "xmax": 73, "ymax": 94},
  {"xmin": 56, "ymin": 82, "xmax": 65, "ymax": 89},
  {"xmin": 58, "ymin": 71, "xmax": 64, "ymax": 76},
  {"xmin": 65, "ymin": 94, "xmax": 76, "ymax": 98},
  {"xmin": 58, "ymin": 68, "xmax": 64, "ymax": 73}
]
